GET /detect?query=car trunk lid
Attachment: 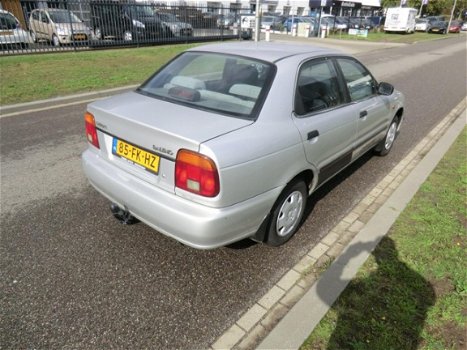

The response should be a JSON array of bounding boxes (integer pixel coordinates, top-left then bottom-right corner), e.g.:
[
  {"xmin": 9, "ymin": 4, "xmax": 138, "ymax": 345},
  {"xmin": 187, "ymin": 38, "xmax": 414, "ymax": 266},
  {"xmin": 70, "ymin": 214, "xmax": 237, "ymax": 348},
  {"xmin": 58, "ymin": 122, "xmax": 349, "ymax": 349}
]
[{"xmin": 87, "ymin": 91, "xmax": 252, "ymax": 190}]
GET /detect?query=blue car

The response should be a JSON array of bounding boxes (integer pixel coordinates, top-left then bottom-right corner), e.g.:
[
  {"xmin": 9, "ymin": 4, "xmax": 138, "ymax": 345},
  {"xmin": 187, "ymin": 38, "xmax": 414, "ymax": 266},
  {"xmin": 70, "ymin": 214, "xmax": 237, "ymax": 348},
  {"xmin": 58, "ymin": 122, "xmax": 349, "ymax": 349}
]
[{"xmin": 283, "ymin": 16, "xmax": 315, "ymax": 31}]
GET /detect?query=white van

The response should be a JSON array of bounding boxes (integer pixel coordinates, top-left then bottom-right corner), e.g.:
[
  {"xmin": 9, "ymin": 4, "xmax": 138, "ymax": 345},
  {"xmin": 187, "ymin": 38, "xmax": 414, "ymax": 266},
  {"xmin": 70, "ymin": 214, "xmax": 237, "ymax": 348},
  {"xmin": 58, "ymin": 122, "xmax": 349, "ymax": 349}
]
[{"xmin": 384, "ymin": 7, "xmax": 417, "ymax": 33}]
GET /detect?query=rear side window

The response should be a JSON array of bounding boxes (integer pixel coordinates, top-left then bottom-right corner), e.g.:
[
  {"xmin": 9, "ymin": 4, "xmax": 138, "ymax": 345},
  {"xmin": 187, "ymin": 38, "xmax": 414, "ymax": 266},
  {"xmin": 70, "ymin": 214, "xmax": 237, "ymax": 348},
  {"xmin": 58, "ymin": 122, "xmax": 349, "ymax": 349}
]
[
  {"xmin": 336, "ymin": 58, "xmax": 376, "ymax": 102},
  {"xmin": 294, "ymin": 58, "xmax": 343, "ymax": 116}
]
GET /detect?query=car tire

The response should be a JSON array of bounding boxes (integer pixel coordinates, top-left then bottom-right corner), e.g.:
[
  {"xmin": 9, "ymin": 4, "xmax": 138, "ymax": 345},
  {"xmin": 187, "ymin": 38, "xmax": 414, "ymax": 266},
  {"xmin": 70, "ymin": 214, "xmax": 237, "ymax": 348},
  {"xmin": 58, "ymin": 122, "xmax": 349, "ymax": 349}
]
[
  {"xmin": 94, "ymin": 27, "xmax": 102, "ymax": 40},
  {"xmin": 52, "ymin": 34, "xmax": 60, "ymax": 47},
  {"xmin": 123, "ymin": 30, "xmax": 133, "ymax": 41},
  {"xmin": 30, "ymin": 30, "xmax": 37, "ymax": 43},
  {"xmin": 374, "ymin": 116, "xmax": 400, "ymax": 156},
  {"xmin": 265, "ymin": 180, "xmax": 307, "ymax": 247}
]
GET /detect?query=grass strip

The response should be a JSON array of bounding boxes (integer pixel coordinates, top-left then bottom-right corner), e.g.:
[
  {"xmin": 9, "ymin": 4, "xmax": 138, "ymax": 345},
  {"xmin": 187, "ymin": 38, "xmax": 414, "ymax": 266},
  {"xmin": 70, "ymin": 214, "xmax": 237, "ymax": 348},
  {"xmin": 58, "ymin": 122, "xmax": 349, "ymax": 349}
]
[
  {"xmin": 0, "ymin": 44, "xmax": 199, "ymax": 105},
  {"xmin": 327, "ymin": 31, "xmax": 460, "ymax": 43},
  {"xmin": 301, "ymin": 127, "xmax": 466, "ymax": 350}
]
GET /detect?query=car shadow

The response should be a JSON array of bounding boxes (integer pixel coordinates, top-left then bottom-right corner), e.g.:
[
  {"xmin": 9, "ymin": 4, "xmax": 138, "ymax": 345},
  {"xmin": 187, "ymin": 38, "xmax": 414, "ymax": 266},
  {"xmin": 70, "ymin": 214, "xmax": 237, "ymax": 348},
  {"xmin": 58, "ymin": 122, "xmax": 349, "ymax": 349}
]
[{"xmin": 316, "ymin": 236, "xmax": 435, "ymax": 349}]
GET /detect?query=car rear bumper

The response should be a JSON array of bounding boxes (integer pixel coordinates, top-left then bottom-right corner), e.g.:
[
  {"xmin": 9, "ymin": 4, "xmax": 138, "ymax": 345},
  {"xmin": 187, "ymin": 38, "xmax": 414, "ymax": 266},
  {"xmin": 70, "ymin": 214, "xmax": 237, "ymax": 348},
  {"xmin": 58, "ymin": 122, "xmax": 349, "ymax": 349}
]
[{"xmin": 82, "ymin": 149, "xmax": 281, "ymax": 249}]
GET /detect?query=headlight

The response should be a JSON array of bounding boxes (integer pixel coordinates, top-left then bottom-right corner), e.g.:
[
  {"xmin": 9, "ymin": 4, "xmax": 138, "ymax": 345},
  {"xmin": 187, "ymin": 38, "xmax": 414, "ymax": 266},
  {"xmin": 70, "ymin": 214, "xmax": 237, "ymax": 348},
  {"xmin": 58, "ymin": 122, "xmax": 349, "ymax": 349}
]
[{"xmin": 132, "ymin": 19, "xmax": 145, "ymax": 29}]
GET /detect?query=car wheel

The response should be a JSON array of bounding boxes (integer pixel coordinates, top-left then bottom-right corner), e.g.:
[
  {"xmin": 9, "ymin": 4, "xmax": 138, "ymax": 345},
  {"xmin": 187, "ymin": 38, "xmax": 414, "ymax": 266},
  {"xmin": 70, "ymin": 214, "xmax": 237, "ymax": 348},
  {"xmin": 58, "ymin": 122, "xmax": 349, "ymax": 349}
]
[
  {"xmin": 52, "ymin": 34, "xmax": 60, "ymax": 47},
  {"xmin": 94, "ymin": 27, "xmax": 102, "ymax": 40},
  {"xmin": 375, "ymin": 116, "xmax": 399, "ymax": 156},
  {"xmin": 30, "ymin": 30, "xmax": 37, "ymax": 43},
  {"xmin": 265, "ymin": 180, "xmax": 307, "ymax": 246},
  {"xmin": 123, "ymin": 30, "xmax": 133, "ymax": 41}
]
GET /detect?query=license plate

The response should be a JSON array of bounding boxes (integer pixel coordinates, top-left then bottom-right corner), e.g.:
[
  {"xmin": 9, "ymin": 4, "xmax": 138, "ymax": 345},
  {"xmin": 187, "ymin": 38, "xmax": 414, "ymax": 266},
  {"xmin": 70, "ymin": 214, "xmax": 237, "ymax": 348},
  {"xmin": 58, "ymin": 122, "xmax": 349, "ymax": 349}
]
[
  {"xmin": 112, "ymin": 138, "xmax": 160, "ymax": 174},
  {"xmin": 0, "ymin": 31, "xmax": 14, "ymax": 36},
  {"xmin": 73, "ymin": 34, "xmax": 86, "ymax": 40}
]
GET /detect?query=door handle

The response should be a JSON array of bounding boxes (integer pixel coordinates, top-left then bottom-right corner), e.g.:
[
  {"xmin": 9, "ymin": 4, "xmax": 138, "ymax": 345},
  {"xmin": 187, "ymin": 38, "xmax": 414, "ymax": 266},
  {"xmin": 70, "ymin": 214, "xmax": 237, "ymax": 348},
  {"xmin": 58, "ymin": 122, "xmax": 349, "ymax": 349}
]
[
  {"xmin": 359, "ymin": 110, "xmax": 368, "ymax": 118},
  {"xmin": 307, "ymin": 130, "xmax": 319, "ymax": 140}
]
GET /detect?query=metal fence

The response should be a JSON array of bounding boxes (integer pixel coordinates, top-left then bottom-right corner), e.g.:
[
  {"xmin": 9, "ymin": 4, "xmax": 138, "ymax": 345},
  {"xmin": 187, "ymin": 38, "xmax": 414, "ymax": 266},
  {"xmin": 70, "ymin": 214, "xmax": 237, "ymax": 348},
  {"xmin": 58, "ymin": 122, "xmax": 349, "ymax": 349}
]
[{"xmin": 0, "ymin": 0, "xmax": 251, "ymax": 55}]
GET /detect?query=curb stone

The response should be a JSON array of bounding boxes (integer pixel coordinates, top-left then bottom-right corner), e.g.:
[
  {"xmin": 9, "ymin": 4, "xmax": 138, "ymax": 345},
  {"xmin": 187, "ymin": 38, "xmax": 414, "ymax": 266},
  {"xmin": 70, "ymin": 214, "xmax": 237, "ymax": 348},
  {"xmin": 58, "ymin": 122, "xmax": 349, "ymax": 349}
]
[{"xmin": 210, "ymin": 97, "xmax": 466, "ymax": 350}]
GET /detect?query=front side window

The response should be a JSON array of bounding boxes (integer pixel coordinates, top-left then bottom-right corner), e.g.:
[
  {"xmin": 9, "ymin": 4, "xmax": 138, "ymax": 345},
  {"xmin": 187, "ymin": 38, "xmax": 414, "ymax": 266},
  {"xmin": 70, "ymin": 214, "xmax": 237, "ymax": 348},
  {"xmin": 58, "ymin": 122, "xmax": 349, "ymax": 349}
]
[
  {"xmin": 336, "ymin": 58, "xmax": 376, "ymax": 102},
  {"xmin": 138, "ymin": 52, "xmax": 274, "ymax": 120},
  {"xmin": 294, "ymin": 58, "xmax": 343, "ymax": 116}
]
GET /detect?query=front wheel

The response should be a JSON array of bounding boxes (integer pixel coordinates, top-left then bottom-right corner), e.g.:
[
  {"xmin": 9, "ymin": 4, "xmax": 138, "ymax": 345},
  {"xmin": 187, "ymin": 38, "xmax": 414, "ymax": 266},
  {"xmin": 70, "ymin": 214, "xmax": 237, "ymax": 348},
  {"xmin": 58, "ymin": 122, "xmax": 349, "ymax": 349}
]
[
  {"xmin": 375, "ymin": 117, "xmax": 399, "ymax": 156},
  {"xmin": 265, "ymin": 180, "xmax": 307, "ymax": 246},
  {"xmin": 30, "ymin": 30, "xmax": 37, "ymax": 43},
  {"xmin": 52, "ymin": 34, "xmax": 60, "ymax": 47},
  {"xmin": 123, "ymin": 30, "xmax": 133, "ymax": 41}
]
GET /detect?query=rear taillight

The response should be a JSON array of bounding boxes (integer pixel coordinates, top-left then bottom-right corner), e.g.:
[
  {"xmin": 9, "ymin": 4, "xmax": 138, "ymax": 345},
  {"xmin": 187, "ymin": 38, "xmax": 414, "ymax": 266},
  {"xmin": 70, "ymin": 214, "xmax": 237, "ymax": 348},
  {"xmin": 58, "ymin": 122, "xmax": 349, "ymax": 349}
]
[
  {"xmin": 84, "ymin": 112, "xmax": 100, "ymax": 149},
  {"xmin": 175, "ymin": 149, "xmax": 220, "ymax": 197}
]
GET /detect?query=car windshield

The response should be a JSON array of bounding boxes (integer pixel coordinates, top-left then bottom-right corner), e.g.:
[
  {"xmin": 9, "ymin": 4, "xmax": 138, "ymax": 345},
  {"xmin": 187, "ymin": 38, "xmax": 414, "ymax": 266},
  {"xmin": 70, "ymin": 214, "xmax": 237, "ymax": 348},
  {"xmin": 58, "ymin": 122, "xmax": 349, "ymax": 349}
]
[
  {"xmin": 0, "ymin": 12, "xmax": 18, "ymax": 29},
  {"xmin": 158, "ymin": 13, "xmax": 179, "ymax": 22},
  {"xmin": 49, "ymin": 10, "xmax": 82, "ymax": 23},
  {"xmin": 138, "ymin": 51, "xmax": 275, "ymax": 120},
  {"xmin": 129, "ymin": 5, "xmax": 154, "ymax": 18}
]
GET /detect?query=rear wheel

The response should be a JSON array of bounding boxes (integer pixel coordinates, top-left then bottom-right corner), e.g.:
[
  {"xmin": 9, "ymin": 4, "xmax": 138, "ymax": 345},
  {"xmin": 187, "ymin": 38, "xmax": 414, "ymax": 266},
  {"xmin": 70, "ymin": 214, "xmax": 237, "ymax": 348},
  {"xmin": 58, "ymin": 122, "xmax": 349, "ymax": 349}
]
[{"xmin": 265, "ymin": 180, "xmax": 307, "ymax": 246}]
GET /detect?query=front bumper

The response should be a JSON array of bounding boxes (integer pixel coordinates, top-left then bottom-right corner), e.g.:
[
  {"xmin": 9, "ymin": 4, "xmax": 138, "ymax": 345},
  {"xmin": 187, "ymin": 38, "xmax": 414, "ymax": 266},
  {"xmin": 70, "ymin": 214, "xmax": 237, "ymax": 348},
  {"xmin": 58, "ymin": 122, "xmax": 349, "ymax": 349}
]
[{"xmin": 82, "ymin": 149, "xmax": 281, "ymax": 249}]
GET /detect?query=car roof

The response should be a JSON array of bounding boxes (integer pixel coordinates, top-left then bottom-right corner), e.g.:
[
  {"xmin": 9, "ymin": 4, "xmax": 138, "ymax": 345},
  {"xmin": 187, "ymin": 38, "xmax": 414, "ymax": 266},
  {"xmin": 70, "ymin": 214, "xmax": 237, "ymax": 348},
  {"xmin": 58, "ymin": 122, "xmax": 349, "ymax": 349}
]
[{"xmin": 189, "ymin": 42, "xmax": 342, "ymax": 63}]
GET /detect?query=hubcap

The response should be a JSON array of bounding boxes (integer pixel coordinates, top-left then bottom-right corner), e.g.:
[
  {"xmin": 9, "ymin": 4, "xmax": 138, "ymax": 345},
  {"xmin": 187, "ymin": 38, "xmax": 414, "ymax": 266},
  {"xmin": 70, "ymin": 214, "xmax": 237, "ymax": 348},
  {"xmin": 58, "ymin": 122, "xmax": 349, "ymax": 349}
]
[
  {"xmin": 276, "ymin": 190, "xmax": 304, "ymax": 237},
  {"xmin": 124, "ymin": 31, "xmax": 132, "ymax": 41},
  {"xmin": 385, "ymin": 122, "xmax": 397, "ymax": 150}
]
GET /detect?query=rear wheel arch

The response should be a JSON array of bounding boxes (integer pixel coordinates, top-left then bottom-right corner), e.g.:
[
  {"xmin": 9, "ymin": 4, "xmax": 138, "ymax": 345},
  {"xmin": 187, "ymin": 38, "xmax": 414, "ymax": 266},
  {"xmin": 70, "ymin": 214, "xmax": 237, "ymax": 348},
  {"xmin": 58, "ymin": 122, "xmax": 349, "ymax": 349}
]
[{"xmin": 251, "ymin": 169, "xmax": 315, "ymax": 245}]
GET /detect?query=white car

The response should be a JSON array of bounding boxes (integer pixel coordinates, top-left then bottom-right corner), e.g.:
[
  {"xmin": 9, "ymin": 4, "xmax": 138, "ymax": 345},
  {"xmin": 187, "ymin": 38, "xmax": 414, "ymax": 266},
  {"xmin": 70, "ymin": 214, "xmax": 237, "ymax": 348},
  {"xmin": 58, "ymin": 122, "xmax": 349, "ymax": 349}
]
[
  {"xmin": 82, "ymin": 42, "xmax": 404, "ymax": 249},
  {"xmin": 415, "ymin": 18, "xmax": 429, "ymax": 31},
  {"xmin": 0, "ymin": 9, "xmax": 33, "ymax": 48}
]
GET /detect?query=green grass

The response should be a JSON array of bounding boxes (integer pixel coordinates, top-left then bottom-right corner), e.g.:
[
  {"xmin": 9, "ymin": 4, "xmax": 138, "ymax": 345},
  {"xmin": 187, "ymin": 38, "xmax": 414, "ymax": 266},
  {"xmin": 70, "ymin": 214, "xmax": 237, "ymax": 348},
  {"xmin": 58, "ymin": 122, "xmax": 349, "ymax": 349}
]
[
  {"xmin": 301, "ymin": 128, "xmax": 467, "ymax": 350},
  {"xmin": 328, "ymin": 31, "xmax": 459, "ymax": 44},
  {"xmin": 0, "ymin": 44, "xmax": 199, "ymax": 105}
]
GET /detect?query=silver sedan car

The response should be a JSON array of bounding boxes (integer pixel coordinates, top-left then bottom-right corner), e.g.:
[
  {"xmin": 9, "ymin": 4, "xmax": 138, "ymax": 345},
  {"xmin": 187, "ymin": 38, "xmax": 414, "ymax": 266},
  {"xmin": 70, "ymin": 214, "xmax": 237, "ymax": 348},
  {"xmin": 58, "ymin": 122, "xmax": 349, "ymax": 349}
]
[{"xmin": 82, "ymin": 42, "xmax": 404, "ymax": 249}]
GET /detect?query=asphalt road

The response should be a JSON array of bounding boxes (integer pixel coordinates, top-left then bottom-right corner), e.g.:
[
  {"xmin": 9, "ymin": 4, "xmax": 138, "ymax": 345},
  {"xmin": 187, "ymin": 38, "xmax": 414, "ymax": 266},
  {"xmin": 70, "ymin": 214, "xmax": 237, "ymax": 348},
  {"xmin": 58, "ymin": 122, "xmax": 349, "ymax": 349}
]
[{"xmin": 1, "ymin": 35, "xmax": 466, "ymax": 349}]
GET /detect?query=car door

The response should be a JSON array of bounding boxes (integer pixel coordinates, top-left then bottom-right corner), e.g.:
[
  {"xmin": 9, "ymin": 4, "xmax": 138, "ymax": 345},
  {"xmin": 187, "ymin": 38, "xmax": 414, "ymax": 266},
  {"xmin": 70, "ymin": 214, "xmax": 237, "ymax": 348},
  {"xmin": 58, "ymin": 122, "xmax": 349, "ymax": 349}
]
[
  {"xmin": 335, "ymin": 57, "xmax": 390, "ymax": 159},
  {"xmin": 292, "ymin": 57, "xmax": 358, "ymax": 187}
]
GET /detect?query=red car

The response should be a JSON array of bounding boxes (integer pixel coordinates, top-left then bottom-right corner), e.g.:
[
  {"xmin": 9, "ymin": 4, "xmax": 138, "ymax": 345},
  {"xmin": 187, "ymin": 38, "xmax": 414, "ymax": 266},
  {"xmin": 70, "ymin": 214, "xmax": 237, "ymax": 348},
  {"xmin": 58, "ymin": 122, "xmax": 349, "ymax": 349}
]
[{"xmin": 449, "ymin": 20, "xmax": 463, "ymax": 33}]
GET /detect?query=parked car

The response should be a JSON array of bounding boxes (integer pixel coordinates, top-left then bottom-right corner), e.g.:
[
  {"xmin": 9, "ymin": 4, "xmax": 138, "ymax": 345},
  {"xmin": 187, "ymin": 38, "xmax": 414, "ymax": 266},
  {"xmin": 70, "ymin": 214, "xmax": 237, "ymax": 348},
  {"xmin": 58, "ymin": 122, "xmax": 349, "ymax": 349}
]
[
  {"xmin": 461, "ymin": 21, "xmax": 467, "ymax": 31},
  {"xmin": 0, "ymin": 9, "xmax": 33, "ymax": 49},
  {"xmin": 366, "ymin": 15, "xmax": 385, "ymax": 28},
  {"xmin": 348, "ymin": 17, "xmax": 374, "ymax": 30},
  {"xmin": 283, "ymin": 16, "xmax": 315, "ymax": 32},
  {"xmin": 415, "ymin": 18, "xmax": 429, "ymax": 31},
  {"xmin": 156, "ymin": 12, "xmax": 193, "ymax": 37},
  {"xmin": 216, "ymin": 13, "xmax": 239, "ymax": 28},
  {"xmin": 428, "ymin": 20, "xmax": 448, "ymax": 33},
  {"xmin": 261, "ymin": 15, "xmax": 281, "ymax": 30},
  {"xmin": 29, "ymin": 8, "xmax": 90, "ymax": 46},
  {"xmin": 448, "ymin": 20, "xmax": 463, "ymax": 33},
  {"xmin": 320, "ymin": 15, "xmax": 347, "ymax": 31},
  {"xmin": 82, "ymin": 42, "xmax": 404, "ymax": 249},
  {"xmin": 90, "ymin": 2, "xmax": 167, "ymax": 42}
]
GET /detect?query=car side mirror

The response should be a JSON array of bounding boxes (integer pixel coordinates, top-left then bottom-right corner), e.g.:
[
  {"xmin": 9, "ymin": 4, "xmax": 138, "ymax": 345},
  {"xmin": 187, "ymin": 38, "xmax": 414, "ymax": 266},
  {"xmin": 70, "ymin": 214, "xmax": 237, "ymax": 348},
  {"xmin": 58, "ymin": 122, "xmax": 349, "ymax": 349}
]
[{"xmin": 378, "ymin": 82, "xmax": 394, "ymax": 96}]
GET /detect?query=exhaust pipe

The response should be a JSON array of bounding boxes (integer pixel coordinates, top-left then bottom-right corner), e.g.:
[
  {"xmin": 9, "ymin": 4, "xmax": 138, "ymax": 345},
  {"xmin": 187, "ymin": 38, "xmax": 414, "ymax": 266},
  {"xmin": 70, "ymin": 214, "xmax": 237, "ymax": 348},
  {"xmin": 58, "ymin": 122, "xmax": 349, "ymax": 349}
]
[{"xmin": 110, "ymin": 203, "xmax": 139, "ymax": 225}]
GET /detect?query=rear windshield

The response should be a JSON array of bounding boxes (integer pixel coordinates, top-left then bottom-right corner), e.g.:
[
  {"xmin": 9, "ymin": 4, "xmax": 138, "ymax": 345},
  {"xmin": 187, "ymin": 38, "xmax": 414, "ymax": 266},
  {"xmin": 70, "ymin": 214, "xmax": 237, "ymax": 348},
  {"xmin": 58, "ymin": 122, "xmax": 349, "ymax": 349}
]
[{"xmin": 137, "ymin": 51, "xmax": 275, "ymax": 120}]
